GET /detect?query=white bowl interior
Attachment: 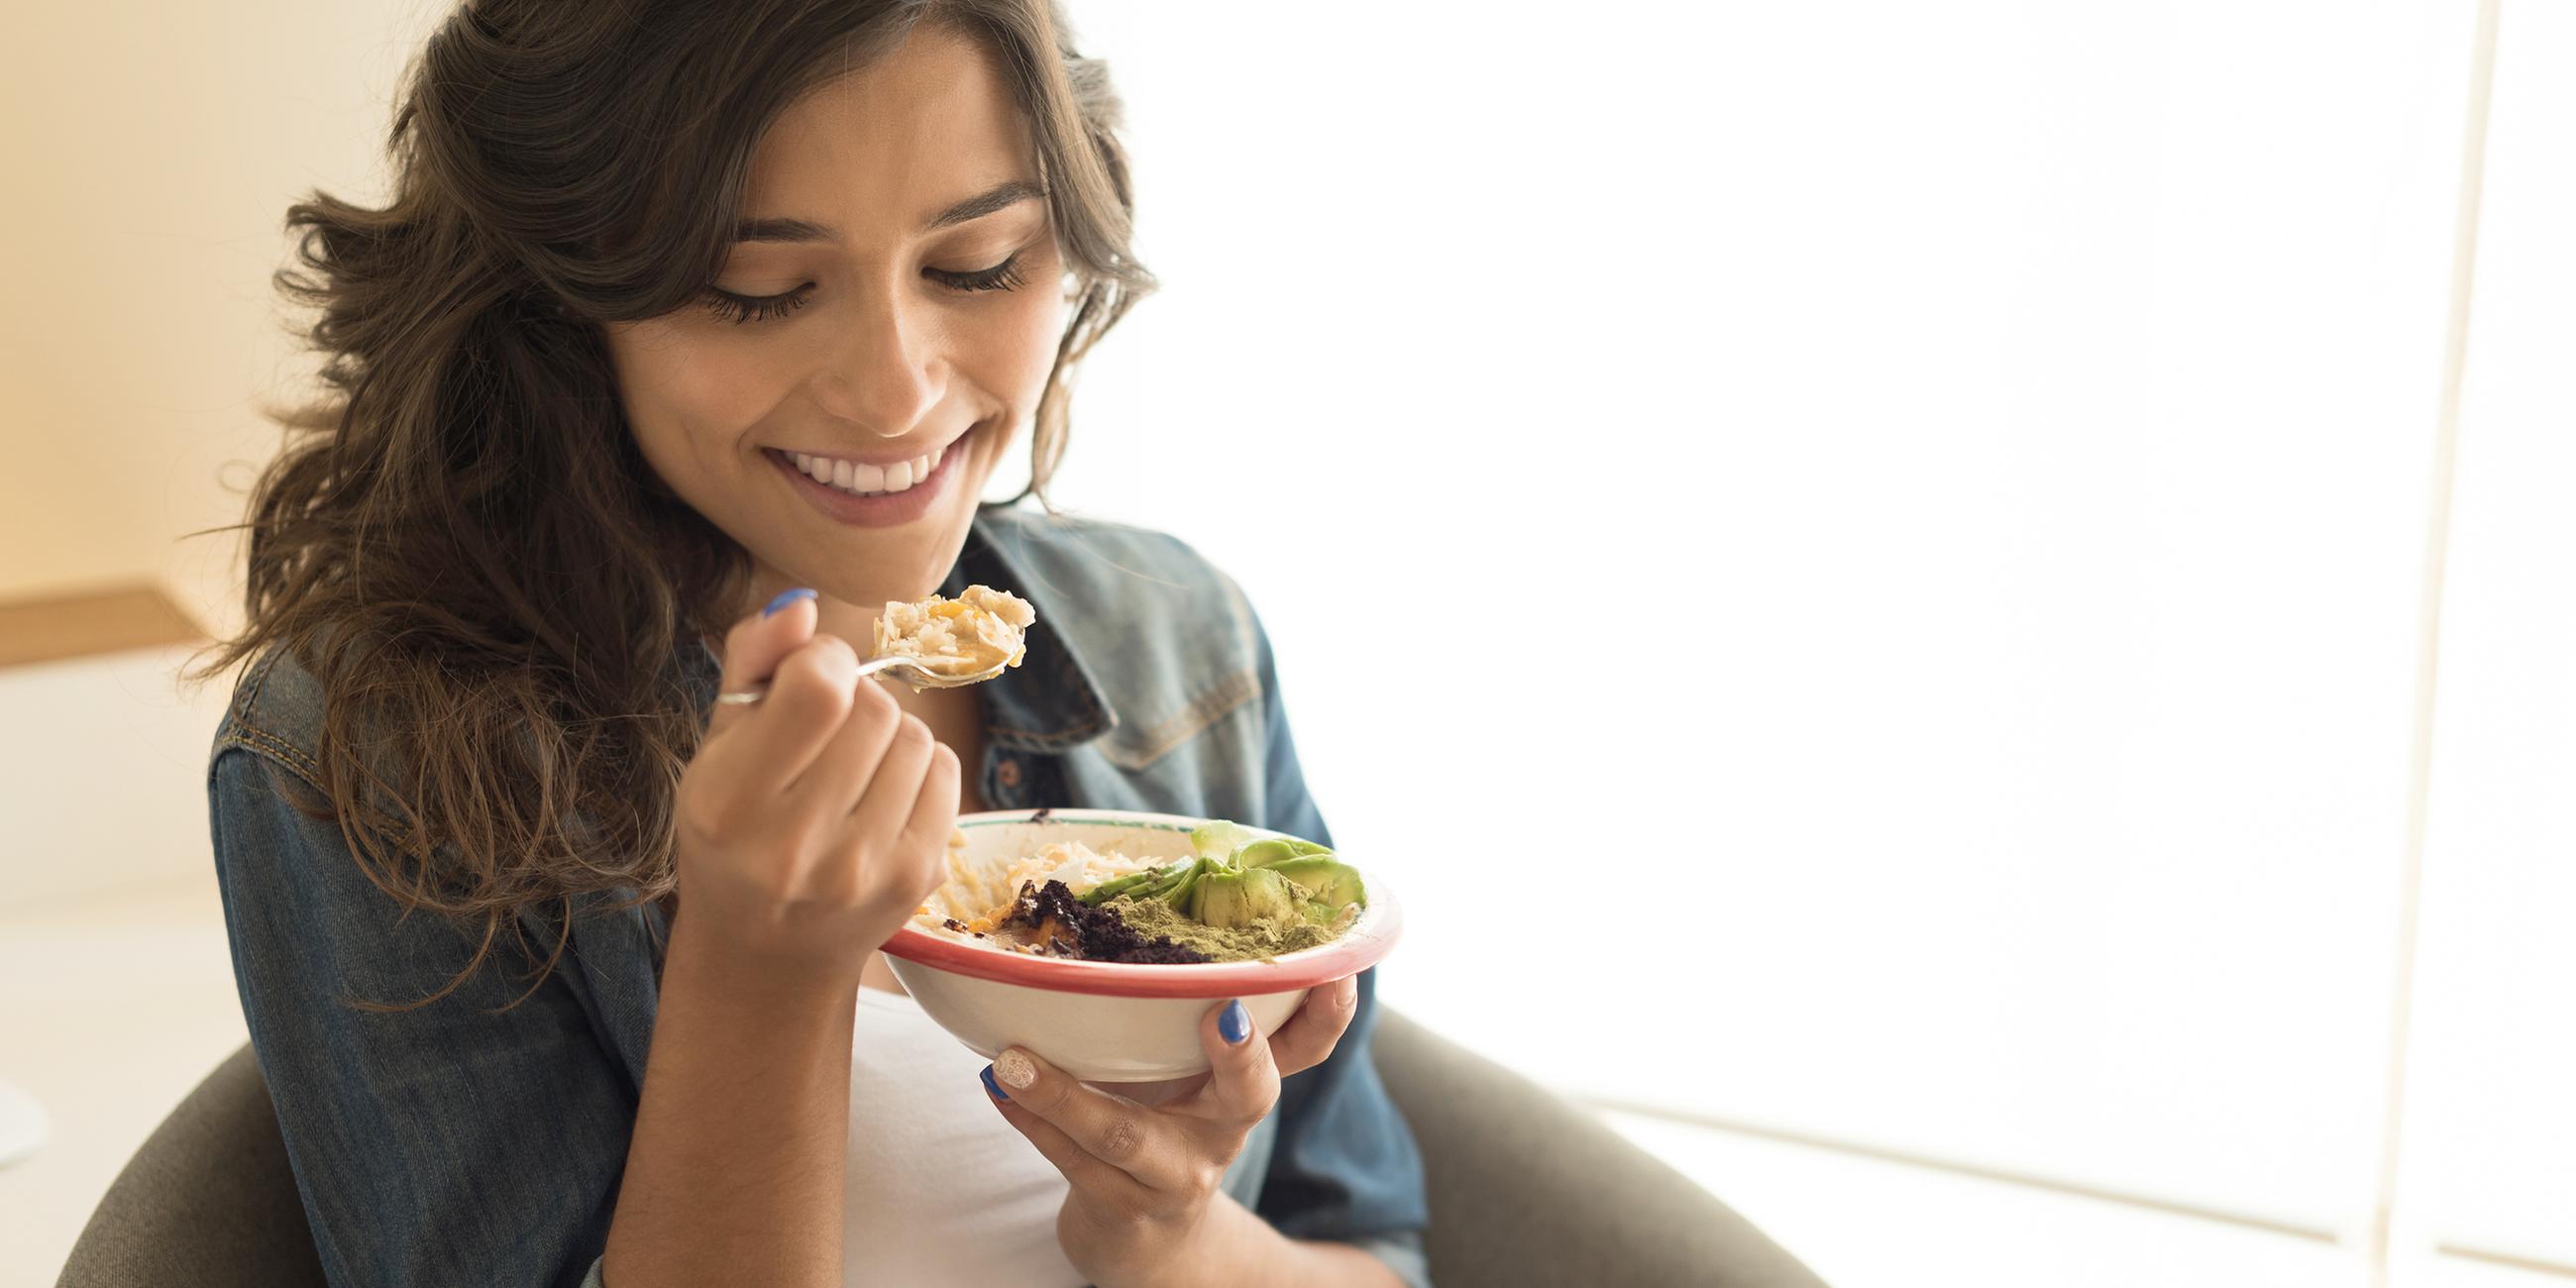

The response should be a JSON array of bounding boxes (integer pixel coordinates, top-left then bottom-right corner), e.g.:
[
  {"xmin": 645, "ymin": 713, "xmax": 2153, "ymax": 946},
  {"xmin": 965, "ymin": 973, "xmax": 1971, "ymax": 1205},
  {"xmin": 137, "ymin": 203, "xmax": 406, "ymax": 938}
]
[{"xmin": 925, "ymin": 812, "xmax": 1199, "ymax": 913}]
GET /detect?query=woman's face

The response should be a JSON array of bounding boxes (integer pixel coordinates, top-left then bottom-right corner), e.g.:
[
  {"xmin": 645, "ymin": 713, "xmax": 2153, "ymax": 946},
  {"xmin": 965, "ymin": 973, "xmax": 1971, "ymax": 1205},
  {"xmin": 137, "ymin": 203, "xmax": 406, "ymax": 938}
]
[{"xmin": 607, "ymin": 25, "xmax": 1067, "ymax": 615}]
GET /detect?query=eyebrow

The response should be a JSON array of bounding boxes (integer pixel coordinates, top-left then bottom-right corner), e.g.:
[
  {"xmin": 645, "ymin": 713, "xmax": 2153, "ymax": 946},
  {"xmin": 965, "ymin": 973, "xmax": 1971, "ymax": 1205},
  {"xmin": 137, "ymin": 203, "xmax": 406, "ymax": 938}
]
[{"xmin": 732, "ymin": 179, "xmax": 1047, "ymax": 244}]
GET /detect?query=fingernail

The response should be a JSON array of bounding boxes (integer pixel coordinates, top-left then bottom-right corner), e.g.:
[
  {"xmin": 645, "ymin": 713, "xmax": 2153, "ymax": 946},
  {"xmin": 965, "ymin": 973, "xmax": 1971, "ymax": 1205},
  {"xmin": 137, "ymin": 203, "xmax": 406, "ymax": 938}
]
[
  {"xmin": 980, "ymin": 1064, "xmax": 1010, "ymax": 1101},
  {"xmin": 1220, "ymin": 999, "xmax": 1250, "ymax": 1045},
  {"xmin": 995, "ymin": 1048, "xmax": 1038, "ymax": 1090},
  {"xmin": 763, "ymin": 587, "xmax": 816, "ymax": 617}
]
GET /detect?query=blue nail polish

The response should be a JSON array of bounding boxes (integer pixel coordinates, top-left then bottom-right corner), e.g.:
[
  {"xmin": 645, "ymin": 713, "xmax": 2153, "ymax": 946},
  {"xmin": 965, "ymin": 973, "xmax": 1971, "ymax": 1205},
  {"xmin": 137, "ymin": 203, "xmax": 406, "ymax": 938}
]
[
  {"xmin": 1220, "ymin": 999, "xmax": 1250, "ymax": 1045},
  {"xmin": 763, "ymin": 587, "xmax": 816, "ymax": 617},
  {"xmin": 981, "ymin": 1064, "xmax": 1010, "ymax": 1101}
]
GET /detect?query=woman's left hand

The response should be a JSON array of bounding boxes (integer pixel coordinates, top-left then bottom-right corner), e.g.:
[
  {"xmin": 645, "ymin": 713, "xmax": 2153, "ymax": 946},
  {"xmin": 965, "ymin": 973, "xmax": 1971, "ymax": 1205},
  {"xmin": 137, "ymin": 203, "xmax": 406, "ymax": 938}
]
[{"xmin": 981, "ymin": 974, "xmax": 1362, "ymax": 1288}]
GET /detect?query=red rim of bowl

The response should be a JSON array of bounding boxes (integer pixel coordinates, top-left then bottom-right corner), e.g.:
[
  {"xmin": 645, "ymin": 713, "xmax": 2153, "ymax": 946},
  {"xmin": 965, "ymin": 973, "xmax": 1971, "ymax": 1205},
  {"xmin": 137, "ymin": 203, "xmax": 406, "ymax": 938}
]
[{"xmin": 879, "ymin": 809, "xmax": 1404, "ymax": 998}]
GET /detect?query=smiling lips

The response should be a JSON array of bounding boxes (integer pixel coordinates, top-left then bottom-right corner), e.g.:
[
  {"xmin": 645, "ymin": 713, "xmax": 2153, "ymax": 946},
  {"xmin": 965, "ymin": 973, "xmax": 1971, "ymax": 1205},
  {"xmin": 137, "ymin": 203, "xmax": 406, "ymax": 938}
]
[{"xmin": 785, "ymin": 439, "xmax": 958, "ymax": 496}]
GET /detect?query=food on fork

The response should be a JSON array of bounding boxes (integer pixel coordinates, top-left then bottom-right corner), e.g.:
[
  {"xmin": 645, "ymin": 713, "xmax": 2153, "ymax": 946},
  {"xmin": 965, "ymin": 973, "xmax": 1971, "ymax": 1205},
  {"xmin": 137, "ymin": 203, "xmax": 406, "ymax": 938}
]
[{"xmin": 873, "ymin": 585, "xmax": 1034, "ymax": 680}]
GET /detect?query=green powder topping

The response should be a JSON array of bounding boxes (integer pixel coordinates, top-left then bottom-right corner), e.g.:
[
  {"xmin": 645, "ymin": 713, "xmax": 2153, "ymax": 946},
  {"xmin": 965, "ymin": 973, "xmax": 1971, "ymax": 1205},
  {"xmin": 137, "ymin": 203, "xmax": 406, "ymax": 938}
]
[{"xmin": 1108, "ymin": 893, "xmax": 1338, "ymax": 963}]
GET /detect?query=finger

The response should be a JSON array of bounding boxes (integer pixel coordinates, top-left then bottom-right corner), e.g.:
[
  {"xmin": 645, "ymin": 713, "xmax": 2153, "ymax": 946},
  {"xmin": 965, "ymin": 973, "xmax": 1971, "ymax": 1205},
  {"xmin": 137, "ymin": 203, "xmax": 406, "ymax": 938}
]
[
  {"xmin": 1089, "ymin": 1072, "xmax": 1210, "ymax": 1111},
  {"xmin": 887, "ymin": 742, "xmax": 963, "ymax": 909},
  {"xmin": 705, "ymin": 634, "xmax": 863, "ymax": 803},
  {"xmin": 781, "ymin": 673, "xmax": 903, "ymax": 818},
  {"xmin": 985, "ymin": 1093, "xmax": 1155, "ymax": 1211},
  {"xmin": 986, "ymin": 1047, "xmax": 1196, "ymax": 1192},
  {"xmin": 707, "ymin": 588, "xmax": 819, "ymax": 739},
  {"xmin": 843, "ymin": 711, "xmax": 934, "ymax": 843},
  {"xmin": 1266, "ymin": 974, "xmax": 1361, "ymax": 1080},
  {"xmin": 1175, "ymin": 998, "xmax": 1281, "ymax": 1127}
]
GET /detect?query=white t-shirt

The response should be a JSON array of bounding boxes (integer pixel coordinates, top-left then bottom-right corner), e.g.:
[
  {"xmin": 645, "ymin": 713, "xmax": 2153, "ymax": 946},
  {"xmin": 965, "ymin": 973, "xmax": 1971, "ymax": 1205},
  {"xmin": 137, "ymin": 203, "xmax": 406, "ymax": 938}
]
[{"xmin": 844, "ymin": 985, "xmax": 1085, "ymax": 1287}]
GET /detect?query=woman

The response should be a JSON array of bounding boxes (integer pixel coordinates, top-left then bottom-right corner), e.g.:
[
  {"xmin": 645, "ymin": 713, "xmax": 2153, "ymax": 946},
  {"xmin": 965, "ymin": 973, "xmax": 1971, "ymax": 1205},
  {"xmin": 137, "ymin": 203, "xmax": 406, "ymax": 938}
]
[{"xmin": 195, "ymin": 2, "xmax": 1430, "ymax": 1285}]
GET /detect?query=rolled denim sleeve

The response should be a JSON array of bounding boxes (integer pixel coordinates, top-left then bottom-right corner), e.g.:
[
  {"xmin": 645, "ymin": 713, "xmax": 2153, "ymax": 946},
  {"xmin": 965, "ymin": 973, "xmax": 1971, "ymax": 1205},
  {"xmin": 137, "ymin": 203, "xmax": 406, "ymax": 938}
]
[
  {"xmin": 1248, "ymin": 617, "xmax": 1435, "ymax": 1287},
  {"xmin": 210, "ymin": 746, "xmax": 631, "ymax": 1288}
]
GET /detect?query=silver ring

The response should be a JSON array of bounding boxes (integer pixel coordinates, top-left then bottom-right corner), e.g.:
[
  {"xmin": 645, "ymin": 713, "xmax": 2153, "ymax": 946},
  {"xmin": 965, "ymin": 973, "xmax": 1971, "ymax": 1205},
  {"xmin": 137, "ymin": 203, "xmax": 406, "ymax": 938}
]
[{"xmin": 713, "ymin": 687, "xmax": 767, "ymax": 706}]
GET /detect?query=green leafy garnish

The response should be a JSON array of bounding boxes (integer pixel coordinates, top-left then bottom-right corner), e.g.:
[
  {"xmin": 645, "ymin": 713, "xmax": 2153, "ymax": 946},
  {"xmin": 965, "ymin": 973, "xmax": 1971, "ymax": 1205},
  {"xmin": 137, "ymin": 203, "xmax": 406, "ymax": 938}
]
[{"xmin": 1083, "ymin": 821, "xmax": 1364, "ymax": 934}]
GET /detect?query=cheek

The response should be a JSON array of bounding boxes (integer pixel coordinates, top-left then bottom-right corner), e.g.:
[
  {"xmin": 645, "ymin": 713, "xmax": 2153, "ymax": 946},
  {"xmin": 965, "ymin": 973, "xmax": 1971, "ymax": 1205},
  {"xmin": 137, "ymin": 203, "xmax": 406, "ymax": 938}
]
[
  {"xmin": 965, "ymin": 284, "xmax": 1069, "ymax": 420},
  {"xmin": 610, "ymin": 321, "xmax": 787, "ymax": 465},
  {"xmin": 982, "ymin": 297, "xmax": 1065, "ymax": 486},
  {"xmin": 1013, "ymin": 285, "xmax": 1070, "ymax": 387}
]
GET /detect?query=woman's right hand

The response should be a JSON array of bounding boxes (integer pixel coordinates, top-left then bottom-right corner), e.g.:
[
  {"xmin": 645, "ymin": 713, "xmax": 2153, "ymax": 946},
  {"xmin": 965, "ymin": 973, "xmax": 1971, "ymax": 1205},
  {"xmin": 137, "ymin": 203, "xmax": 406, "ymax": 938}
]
[{"xmin": 671, "ymin": 589, "xmax": 961, "ymax": 984}]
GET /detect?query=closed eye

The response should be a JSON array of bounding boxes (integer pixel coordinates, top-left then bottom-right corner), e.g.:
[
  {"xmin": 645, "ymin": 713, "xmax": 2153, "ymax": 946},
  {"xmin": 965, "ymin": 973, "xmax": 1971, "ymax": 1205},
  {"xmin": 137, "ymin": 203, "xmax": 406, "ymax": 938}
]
[
  {"xmin": 925, "ymin": 251, "xmax": 1025, "ymax": 293},
  {"xmin": 696, "ymin": 248, "xmax": 1027, "ymax": 325},
  {"xmin": 700, "ymin": 284, "xmax": 814, "ymax": 325}
]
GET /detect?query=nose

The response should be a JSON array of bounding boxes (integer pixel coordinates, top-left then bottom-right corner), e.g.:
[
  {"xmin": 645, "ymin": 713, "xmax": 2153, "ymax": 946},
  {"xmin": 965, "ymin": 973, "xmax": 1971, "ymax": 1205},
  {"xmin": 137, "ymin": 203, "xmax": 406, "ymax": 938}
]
[{"xmin": 808, "ymin": 283, "xmax": 941, "ymax": 439}]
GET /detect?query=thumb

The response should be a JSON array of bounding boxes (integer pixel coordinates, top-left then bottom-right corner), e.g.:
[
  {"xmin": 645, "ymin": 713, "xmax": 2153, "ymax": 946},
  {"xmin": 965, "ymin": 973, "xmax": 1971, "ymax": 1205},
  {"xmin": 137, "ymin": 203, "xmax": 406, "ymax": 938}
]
[{"xmin": 707, "ymin": 587, "xmax": 819, "ymax": 737}]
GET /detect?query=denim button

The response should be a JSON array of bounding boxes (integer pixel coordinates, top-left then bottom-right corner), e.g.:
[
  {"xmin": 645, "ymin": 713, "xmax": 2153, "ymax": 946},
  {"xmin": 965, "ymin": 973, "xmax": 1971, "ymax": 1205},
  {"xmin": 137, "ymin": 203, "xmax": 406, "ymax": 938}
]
[{"xmin": 996, "ymin": 758, "xmax": 1022, "ymax": 790}]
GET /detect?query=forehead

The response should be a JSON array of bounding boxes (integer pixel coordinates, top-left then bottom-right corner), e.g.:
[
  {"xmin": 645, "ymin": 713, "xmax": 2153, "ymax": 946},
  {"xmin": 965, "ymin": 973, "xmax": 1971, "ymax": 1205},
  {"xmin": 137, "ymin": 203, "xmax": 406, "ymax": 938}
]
[{"xmin": 743, "ymin": 24, "xmax": 1036, "ymax": 230}]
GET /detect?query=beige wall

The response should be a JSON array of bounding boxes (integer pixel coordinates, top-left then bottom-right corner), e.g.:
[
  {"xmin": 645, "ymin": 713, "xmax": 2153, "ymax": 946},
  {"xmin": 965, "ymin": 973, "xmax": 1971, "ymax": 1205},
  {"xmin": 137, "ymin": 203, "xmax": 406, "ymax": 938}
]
[{"xmin": 0, "ymin": 1, "xmax": 445, "ymax": 637}]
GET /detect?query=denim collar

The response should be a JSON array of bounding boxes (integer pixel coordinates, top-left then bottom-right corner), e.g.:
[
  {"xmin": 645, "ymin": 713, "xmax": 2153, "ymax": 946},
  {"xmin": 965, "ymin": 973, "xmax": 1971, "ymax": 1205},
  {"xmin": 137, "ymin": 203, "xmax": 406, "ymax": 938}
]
[{"xmin": 681, "ymin": 505, "xmax": 1116, "ymax": 752}]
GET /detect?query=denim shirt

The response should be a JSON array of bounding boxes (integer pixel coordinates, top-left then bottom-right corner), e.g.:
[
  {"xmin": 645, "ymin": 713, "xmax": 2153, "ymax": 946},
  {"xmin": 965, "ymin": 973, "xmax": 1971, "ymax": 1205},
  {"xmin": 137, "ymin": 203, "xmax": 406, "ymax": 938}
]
[{"xmin": 207, "ymin": 504, "xmax": 1431, "ymax": 1288}]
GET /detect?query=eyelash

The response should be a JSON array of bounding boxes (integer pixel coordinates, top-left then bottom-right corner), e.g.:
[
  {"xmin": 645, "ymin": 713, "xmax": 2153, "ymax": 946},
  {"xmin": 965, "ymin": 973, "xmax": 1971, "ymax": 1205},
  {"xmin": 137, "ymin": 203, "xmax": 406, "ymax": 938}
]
[
  {"xmin": 699, "ymin": 285, "xmax": 814, "ymax": 325},
  {"xmin": 698, "ymin": 251, "xmax": 1027, "ymax": 326},
  {"xmin": 929, "ymin": 251, "xmax": 1028, "ymax": 294}
]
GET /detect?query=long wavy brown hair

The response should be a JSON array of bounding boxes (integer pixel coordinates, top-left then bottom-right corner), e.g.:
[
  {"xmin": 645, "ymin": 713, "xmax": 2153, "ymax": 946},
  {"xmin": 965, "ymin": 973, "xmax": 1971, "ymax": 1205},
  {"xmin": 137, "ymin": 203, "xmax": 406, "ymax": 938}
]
[{"xmin": 187, "ymin": 0, "xmax": 1151, "ymax": 1008}]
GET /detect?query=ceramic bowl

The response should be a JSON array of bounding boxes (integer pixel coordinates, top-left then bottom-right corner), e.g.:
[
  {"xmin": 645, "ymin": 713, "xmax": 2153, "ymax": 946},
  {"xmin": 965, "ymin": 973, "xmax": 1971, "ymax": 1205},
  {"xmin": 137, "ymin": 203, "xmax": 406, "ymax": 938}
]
[{"xmin": 879, "ymin": 808, "xmax": 1403, "ymax": 1082}]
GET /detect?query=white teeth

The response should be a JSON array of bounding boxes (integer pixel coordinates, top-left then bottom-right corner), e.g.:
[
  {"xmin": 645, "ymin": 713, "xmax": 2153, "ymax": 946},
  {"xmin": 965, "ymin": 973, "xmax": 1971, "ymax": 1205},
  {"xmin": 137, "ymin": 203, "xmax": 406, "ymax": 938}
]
[{"xmin": 784, "ymin": 439, "xmax": 953, "ymax": 497}]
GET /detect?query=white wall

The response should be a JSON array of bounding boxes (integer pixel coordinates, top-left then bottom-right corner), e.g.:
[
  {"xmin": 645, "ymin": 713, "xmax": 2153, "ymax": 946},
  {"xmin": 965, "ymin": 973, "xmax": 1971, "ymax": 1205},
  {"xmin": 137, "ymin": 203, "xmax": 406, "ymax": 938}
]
[
  {"xmin": 0, "ymin": 0, "xmax": 445, "ymax": 629},
  {"xmin": 1057, "ymin": 0, "xmax": 2563, "ymax": 1279},
  {"xmin": 2398, "ymin": 0, "xmax": 2576, "ymax": 1272},
  {"xmin": 8, "ymin": 1, "xmax": 2569, "ymax": 1283}
]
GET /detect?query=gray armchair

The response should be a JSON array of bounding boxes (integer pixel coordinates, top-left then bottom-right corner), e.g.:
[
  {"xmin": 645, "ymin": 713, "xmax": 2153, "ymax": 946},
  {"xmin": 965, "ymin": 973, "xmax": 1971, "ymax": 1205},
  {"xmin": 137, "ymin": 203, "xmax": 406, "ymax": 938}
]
[{"xmin": 58, "ymin": 1011, "xmax": 1825, "ymax": 1287}]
